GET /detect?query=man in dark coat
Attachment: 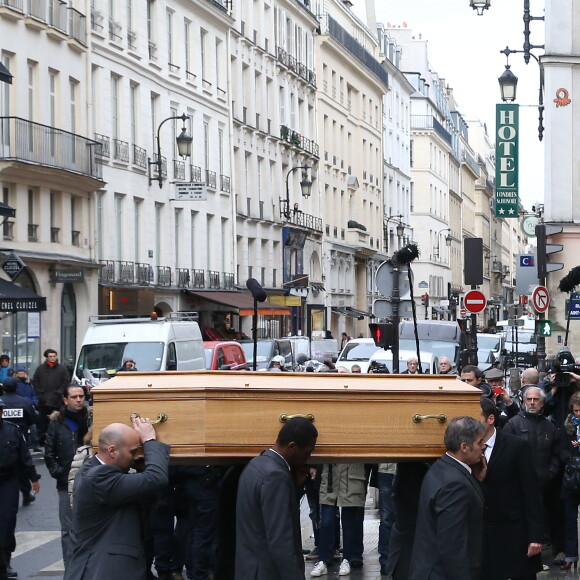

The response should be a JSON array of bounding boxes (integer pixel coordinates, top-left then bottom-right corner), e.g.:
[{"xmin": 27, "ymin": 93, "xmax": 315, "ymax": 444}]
[
  {"xmin": 1, "ymin": 377, "xmax": 39, "ymax": 507},
  {"xmin": 409, "ymin": 416, "xmax": 486, "ymax": 580},
  {"xmin": 480, "ymin": 396, "xmax": 543, "ymax": 580},
  {"xmin": 504, "ymin": 385, "xmax": 566, "ymax": 562},
  {"xmin": 235, "ymin": 417, "xmax": 318, "ymax": 580},
  {"xmin": 32, "ymin": 349, "xmax": 70, "ymax": 444},
  {"xmin": 64, "ymin": 415, "xmax": 170, "ymax": 580},
  {"xmin": 0, "ymin": 397, "xmax": 41, "ymax": 579},
  {"xmin": 44, "ymin": 385, "xmax": 89, "ymax": 568}
]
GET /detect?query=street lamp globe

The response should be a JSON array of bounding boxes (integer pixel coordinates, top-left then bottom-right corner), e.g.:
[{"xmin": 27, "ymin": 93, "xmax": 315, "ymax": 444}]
[
  {"xmin": 176, "ymin": 126, "xmax": 193, "ymax": 159},
  {"xmin": 498, "ymin": 65, "xmax": 518, "ymax": 102},
  {"xmin": 300, "ymin": 174, "xmax": 313, "ymax": 198},
  {"xmin": 396, "ymin": 222, "xmax": 405, "ymax": 238}
]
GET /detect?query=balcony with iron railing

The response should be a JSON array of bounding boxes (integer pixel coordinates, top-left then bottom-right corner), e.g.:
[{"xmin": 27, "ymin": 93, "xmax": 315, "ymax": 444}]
[
  {"xmin": 174, "ymin": 160, "xmax": 185, "ymax": 180},
  {"xmin": 28, "ymin": 223, "xmax": 38, "ymax": 242},
  {"xmin": 2, "ymin": 220, "xmax": 13, "ymax": 240},
  {"xmin": 192, "ymin": 269, "xmax": 205, "ymax": 288},
  {"xmin": 68, "ymin": 7, "xmax": 87, "ymax": 45},
  {"xmin": 94, "ymin": 134, "xmax": 110, "ymax": 158},
  {"xmin": 157, "ymin": 266, "xmax": 171, "ymax": 287},
  {"xmin": 276, "ymin": 46, "xmax": 317, "ymax": 87},
  {"xmin": 190, "ymin": 165, "xmax": 202, "ymax": 182},
  {"xmin": 208, "ymin": 270, "xmax": 220, "ymax": 288},
  {"xmin": 132, "ymin": 144, "xmax": 147, "ymax": 168},
  {"xmin": 0, "ymin": 0, "xmax": 24, "ymax": 15},
  {"xmin": 410, "ymin": 115, "xmax": 452, "ymax": 145},
  {"xmin": 112, "ymin": 138, "xmax": 129, "ymax": 162},
  {"xmin": 206, "ymin": 170, "xmax": 216, "ymax": 189},
  {"xmin": 279, "ymin": 125, "xmax": 320, "ymax": 158},
  {"xmin": 0, "ymin": 117, "xmax": 102, "ymax": 181},
  {"xmin": 220, "ymin": 175, "xmax": 230, "ymax": 193},
  {"xmin": 48, "ymin": 0, "xmax": 67, "ymax": 35},
  {"xmin": 279, "ymin": 199, "xmax": 323, "ymax": 233},
  {"xmin": 136, "ymin": 263, "xmax": 151, "ymax": 285}
]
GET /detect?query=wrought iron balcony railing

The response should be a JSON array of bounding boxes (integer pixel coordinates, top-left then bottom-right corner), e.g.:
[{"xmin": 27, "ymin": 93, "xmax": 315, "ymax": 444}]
[
  {"xmin": 279, "ymin": 199, "xmax": 323, "ymax": 233},
  {"xmin": 0, "ymin": 117, "xmax": 102, "ymax": 180}
]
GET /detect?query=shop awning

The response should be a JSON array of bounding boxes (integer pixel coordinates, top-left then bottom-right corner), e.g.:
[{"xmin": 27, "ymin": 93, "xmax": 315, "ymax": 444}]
[
  {"xmin": 0, "ymin": 279, "xmax": 46, "ymax": 311},
  {"xmin": 0, "ymin": 62, "xmax": 12, "ymax": 85},
  {"xmin": 332, "ymin": 306, "xmax": 373, "ymax": 319},
  {"xmin": 183, "ymin": 290, "xmax": 291, "ymax": 316}
]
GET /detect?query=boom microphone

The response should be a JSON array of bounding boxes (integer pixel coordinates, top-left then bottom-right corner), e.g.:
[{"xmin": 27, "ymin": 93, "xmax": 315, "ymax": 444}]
[
  {"xmin": 246, "ymin": 278, "xmax": 267, "ymax": 302},
  {"xmin": 559, "ymin": 266, "xmax": 580, "ymax": 293},
  {"xmin": 393, "ymin": 244, "xmax": 420, "ymax": 265}
]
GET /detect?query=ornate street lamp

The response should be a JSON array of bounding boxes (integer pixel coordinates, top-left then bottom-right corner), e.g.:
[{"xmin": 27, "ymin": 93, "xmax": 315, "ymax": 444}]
[
  {"xmin": 284, "ymin": 166, "xmax": 311, "ymax": 218},
  {"xmin": 148, "ymin": 113, "xmax": 193, "ymax": 188},
  {"xmin": 469, "ymin": 0, "xmax": 490, "ymax": 15},
  {"xmin": 498, "ymin": 65, "xmax": 518, "ymax": 102}
]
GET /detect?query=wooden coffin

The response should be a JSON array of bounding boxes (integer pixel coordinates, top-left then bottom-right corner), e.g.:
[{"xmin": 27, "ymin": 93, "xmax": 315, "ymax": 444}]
[{"xmin": 91, "ymin": 371, "xmax": 482, "ymax": 463}]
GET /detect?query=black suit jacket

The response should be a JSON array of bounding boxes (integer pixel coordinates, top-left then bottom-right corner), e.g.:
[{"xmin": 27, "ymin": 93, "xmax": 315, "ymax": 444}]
[
  {"xmin": 409, "ymin": 454, "xmax": 484, "ymax": 580},
  {"xmin": 481, "ymin": 430, "xmax": 543, "ymax": 579}
]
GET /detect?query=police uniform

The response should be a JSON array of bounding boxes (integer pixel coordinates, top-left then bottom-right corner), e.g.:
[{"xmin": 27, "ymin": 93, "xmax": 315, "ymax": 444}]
[{"xmin": 0, "ymin": 398, "xmax": 41, "ymax": 580}]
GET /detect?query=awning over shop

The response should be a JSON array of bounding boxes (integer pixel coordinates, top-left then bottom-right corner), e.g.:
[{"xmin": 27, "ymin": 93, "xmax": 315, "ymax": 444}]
[
  {"xmin": 0, "ymin": 62, "xmax": 12, "ymax": 85},
  {"xmin": 183, "ymin": 290, "xmax": 291, "ymax": 316},
  {"xmin": 332, "ymin": 306, "xmax": 373, "ymax": 319},
  {"xmin": 0, "ymin": 279, "xmax": 46, "ymax": 311}
]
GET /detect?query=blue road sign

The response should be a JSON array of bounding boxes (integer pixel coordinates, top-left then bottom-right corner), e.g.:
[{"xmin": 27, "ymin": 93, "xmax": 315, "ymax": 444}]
[{"xmin": 565, "ymin": 299, "xmax": 580, "ymax": 319}]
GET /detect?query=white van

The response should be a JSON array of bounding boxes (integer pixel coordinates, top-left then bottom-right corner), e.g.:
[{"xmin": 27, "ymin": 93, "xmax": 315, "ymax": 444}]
[
  {"xmin": 367, "ymin": 348, "xmax": 440, "ymax": 374},
  {"xmin": 336, "ymin": 338, "xmax": 381, "ymax": 373},
  {"xmin": 73, "ymin": 314, "xmax": 205, "ymax": 384}
]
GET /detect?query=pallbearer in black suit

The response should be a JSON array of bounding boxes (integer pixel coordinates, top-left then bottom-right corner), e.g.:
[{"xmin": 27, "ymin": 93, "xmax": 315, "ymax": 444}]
[
  {"xmin": 409, "ymin": 416, "xmax": 486, "ymax": 580},
  {"xmin": 480, "ymin": 397, "xmax": 543, "ymax": 580},
  {"xmin": 235, "ymin": 417, "xmax": 318, "ymax": 580}
]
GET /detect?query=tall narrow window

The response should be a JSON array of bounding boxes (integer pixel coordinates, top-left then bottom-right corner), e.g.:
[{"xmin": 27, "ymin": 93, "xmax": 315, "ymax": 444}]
[
  {"xmin": 130, "ymin": 83, "xmax": 137, "ymax": 145},
  {"xmin": 167, "ymin": 10, "xmax": 173, "ymax": 65},
  {"xmin": 96, "ymin": 192, "xmax": 104, "ymax": 261},
  {"xmin": 49, "ymin": 71, "xmax": 57, "ymax": 127},
  {"xmin": 134, "ymin": 197, "xmax": 141, "ymax": 261},
  {"xmin": 155, "ymin": 203, "xmax": 163, "ymax": 268},
  {"xmin": 184, "ymin": 20, "xmax": 191, "ymax": 74},
  {"xmin": 115, "ymin": 194, "xmax": 123, "ymax": 260},
  {"xmin": 218, "ymin": 128, "xmax": 224, "ymax": 176},
  {"xmin": 203, "ymin": 120, "xmax": 209, "ymax": 171},
  {"xmin": 147, "ymin": 0, "xmax": 155, "ymax": 59},
  {"xmin": 150, "ymin": 93, "xmax": 158, "ymax": 150},
  {"xmin": 71, "ymin": 197, "xmax": 79, "ymax": 246},
  {"xmin": 216, "ymin": 38, "xmax": 223, "ymax": 89},
  {"xmin": 69, "ymin": 79, "xmax": 77, "ymax": 134},
  {"xmin": 111, "ymin": 75, "xmax": 119, "ymax": 139},
  {"xmin": 0, "ymin": 54, "xmax": 9, "ymax": 137},
  {"xmin": 174, "ymin": 208, "xmax": 181, "ymax": 266},
  {"xmin": 27, "ymin": 62, "xmax": 35, "ymax": 122},
  {"xmin": 200, "ymin": 29, "xmax": 207, "ymax": 81},
  {"xmin": 127, "ymin": 0, "xmax": 135, "ymax": 49},
  {"xmin": 170, "ymin": 106, "xmax": 177, "ymax": 159}
]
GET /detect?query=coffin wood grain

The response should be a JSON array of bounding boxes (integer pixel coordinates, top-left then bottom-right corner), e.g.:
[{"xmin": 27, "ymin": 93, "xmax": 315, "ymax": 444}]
[{"xmin": 91, "ymin": 371, "xmax": 482, "ymax": 463}]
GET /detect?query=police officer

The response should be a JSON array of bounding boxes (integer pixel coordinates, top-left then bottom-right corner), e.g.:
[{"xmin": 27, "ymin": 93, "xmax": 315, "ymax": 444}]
[
  {"xmin": 1, "ymin": 378, "xmax": 38, "ymax": 507},
  {"xmin": 0, "ymin": 397, "xmax": 41, "ymax": 579}
]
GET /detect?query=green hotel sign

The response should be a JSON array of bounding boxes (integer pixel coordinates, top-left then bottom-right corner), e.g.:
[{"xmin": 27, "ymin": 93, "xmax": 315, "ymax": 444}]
[{"xmin": 495, "ymin": 103, "xmax": 519, "ymax": 218}]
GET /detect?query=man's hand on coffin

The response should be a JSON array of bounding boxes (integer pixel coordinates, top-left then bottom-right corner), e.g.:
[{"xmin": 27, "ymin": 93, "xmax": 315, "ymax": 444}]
[{"xmin": 131, "ymin": 413, "xmax": 157, "ymax": 444}]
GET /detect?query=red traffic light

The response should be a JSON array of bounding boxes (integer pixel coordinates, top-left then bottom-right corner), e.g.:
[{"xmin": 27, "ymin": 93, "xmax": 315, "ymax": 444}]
[{"xmin": 369, "ymin": 323, "xmax": 394, "ymax": 349}]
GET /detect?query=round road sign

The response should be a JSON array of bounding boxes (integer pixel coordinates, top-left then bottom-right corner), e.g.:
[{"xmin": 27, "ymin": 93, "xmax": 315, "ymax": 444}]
[
  {"xmin": 460, "ymin": 309, "xmax": 467, "ymax": 317},
  {"xmin": 464, "ymin": 290, "xmax": 487, "ymax": 314},
  {"xmin": 531, "ymin": 285, "xmax": 550, "ymax": 313}
]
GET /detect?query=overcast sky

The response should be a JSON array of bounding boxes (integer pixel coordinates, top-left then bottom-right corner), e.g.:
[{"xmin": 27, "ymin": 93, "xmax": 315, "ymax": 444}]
[{"xmin": 352, "ymin": 0, "xmax": 545, "ymax": 211}]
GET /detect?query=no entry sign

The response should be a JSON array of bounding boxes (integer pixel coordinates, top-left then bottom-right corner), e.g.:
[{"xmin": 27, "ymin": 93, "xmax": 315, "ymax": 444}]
[
  {"xmin": 464, "ymin": 290, "xmax": 487, "ymax": 314},
  {"xmin": 531, "ymin": 285, "xmax": 550, "ymax": 313}
]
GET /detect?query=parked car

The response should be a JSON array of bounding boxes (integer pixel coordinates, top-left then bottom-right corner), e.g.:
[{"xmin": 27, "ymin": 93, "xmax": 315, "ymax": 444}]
[
  {"xmin": 240, "ymin": 339, "xmax": 294, "ymax": 371},
  {"xmin": 367, "ymin": 348, "xmax": 440, "ymax": 374},
  {"xmin": 204, "ymin": 341, "xmax": 247, "ymax": 370},
  {"xmin": 399, "ymin": 320, "xmax": 462, "ymax": 369},
  {"xmin": 503, "ymin": 329, "xmax": 537, "ymax": 354},
  {"xmin": 336, "ymin": 338, "xmax": 381, "ymax": 373}
]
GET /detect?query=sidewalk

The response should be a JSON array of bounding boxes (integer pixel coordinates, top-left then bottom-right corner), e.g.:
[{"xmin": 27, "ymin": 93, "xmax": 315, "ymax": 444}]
[{"xmin": 299, "ymin": 493, "xmax": 577, "ymax": 579}]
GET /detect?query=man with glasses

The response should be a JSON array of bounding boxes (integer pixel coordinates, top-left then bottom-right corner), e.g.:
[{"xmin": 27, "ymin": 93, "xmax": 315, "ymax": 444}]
[
  {"xmin": 484, "ymin": 368, "xmax": 519, "ymax": 427},
  {"xmin": 45, "ymin": 385, "xmax": 90, "ymax": 569}
]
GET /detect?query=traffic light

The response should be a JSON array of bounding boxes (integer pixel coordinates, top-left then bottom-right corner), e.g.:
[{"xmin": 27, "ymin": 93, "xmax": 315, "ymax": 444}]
[
  {"xmin": 535, "ymin": 224, "xmax": 564, "ymax": 279},
  {"xmin": 421, "ymin": 294, "xmax": 429, "ymax": 307},
  {"xmin": 369, "ymin": 323, "xmax": 394, "ymax": 349},
  {"xmin": 536, "ymin": 320, "xmax": 553, "ymax": 337}
]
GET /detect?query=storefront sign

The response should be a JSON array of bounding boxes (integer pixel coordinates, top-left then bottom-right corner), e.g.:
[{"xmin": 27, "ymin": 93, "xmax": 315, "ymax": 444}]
[
  {"xmin": 52, "ymin": 269, "xmax": 85, "ymax": 283},
  {"xmin": 1, "ymin": 253, "xmax": 25, "ymax": 280},
  {"xmin": 495, "ymin": 103, "xmax": 519, "ymax": 218}
]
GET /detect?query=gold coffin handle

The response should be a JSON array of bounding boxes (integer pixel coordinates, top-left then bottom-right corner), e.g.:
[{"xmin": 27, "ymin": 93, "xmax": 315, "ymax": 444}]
[
  {"xmin": 131, "ymin": 412, "xmax": 168, "ymax": 424},
  {"xmin": 279, "ymin": 413, "xmax": 315, "ymax": 423},
  {"xmin": 412, "ymin": 413, "xmax": 447, "ymax": 424}
]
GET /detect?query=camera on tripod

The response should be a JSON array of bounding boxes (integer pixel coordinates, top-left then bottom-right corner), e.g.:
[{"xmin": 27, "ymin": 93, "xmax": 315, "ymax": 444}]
[{"xmin": 368, "ymin": 360, "xmax": 390, "ymax": 374}]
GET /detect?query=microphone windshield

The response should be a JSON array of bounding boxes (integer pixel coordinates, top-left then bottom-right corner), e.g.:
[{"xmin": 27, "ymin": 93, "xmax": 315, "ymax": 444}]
[{"xmin": 246, "ymin": 278, "xmax": 267, "ymax": 302}]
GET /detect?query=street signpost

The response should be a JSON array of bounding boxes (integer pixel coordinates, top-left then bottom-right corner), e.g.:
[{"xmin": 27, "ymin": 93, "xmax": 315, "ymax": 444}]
[
  {"xmin": 464, "ymin": 290, "xmax": 487, "ymax": 314},
  {"xmin": 372, "ymin": 299, "xmax": 413, "ymax": 319},
  {"xmin": 460, "ymin": 308, "xmax": 467, "ymax": 317},
  {"xmin": 565, "ymin": 298, "xmax": 580, "ymax": 320},
  {"xmin": 531, "ymin": 285, "xmax": 550, "ymax": 313}
]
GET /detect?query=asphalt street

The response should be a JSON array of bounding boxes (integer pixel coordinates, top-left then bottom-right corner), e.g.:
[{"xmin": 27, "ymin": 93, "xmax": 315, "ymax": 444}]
[{"xmin": 12, "ymin": 453, "xmax": 580, "ymax": 579}]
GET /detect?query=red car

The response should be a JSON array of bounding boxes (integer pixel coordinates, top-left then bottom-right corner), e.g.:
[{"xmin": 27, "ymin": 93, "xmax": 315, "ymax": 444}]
[{"xmin": 203, "ymin": 341, "xmax": 248, "ymax": 370}]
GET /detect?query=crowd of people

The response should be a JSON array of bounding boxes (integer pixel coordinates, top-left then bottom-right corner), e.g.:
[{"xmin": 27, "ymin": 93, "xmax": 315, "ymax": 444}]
[{"xmin": 4, "ymin": 345, "xmax": 580, "ymax": 580}]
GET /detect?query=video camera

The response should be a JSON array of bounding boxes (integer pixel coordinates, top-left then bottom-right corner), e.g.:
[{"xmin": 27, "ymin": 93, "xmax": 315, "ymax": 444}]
[
  {"xmin": 368, "ymin": 360, "xmax": 390, "ymax": 374},
  {"xmin": 548, "ymin": 349, "xmax": 580, "ymax": 387}
]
